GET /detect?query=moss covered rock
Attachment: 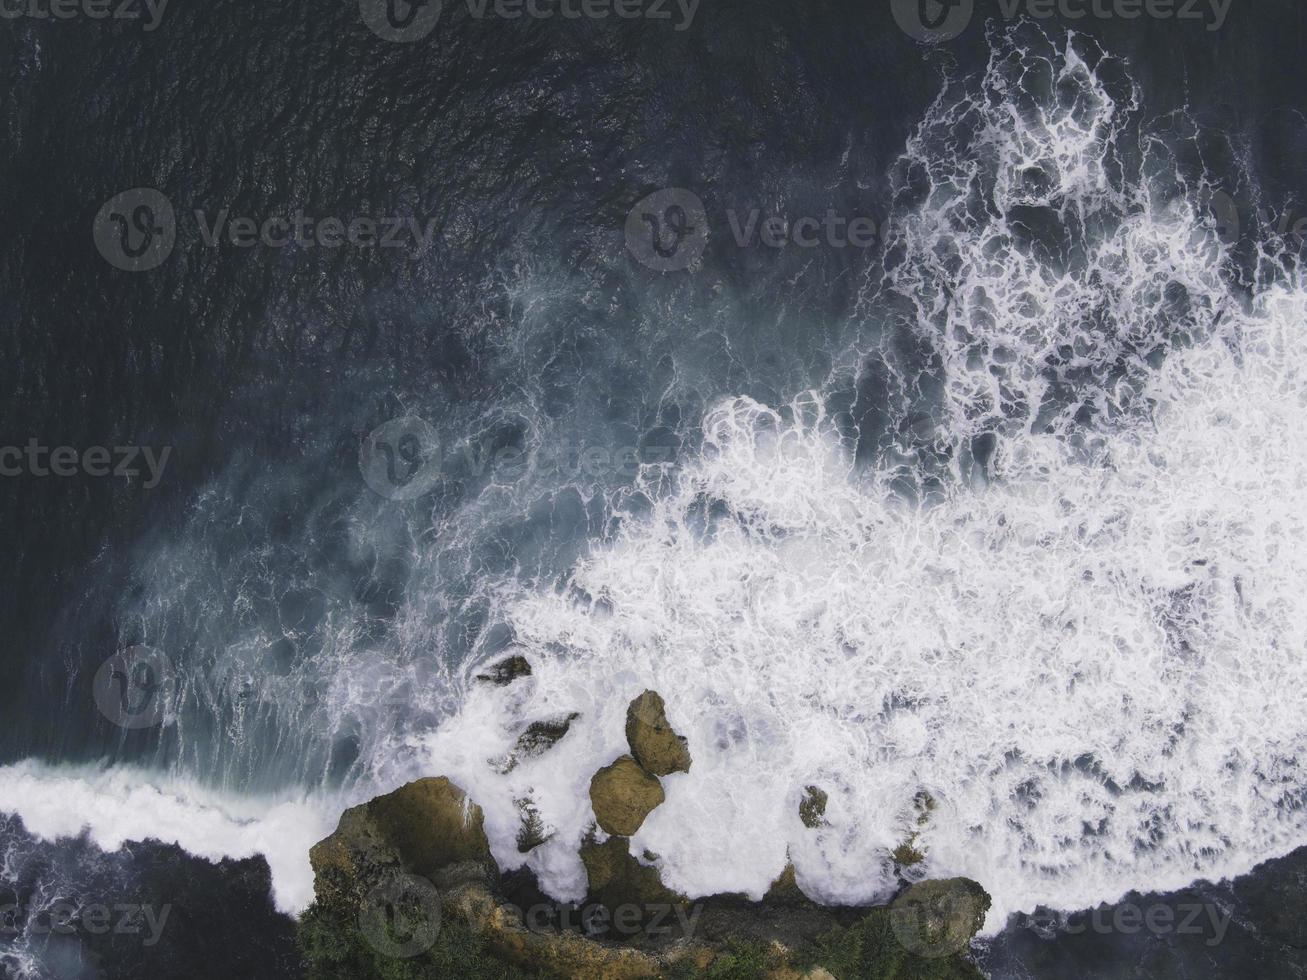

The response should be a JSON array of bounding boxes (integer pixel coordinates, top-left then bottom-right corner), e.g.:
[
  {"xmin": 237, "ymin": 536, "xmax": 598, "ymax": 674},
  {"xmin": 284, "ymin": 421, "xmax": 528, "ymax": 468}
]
[
  {"xmin": 625, "ymin": 690, "xmax": 692, "ymax": 776},
  {"xmin": 888, "ymin": 878, "xmax": 990, "ymax": 960},
  {"xmin": 309, "ymin": 777, "xmax": 492, "ymax": 906},
  {"xmin": 590, "ymin": 755, "xmax": 666, "ymax": 836},
  {"xmin": 579, "ymin": 832, "xmax": 686, "ymax": 913},
  {"xmin": 799, "ymin": 786, "xmax": 829, "ymax": 829}
]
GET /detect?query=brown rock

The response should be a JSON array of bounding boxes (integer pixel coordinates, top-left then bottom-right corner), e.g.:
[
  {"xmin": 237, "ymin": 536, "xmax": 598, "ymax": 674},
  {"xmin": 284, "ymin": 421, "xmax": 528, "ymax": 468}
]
[
  {"xmin": 309, "ymin": 777, "xmax": 491, "ymax": 904},
  {"xmin": 579, "ymin": 832, "xmax": 685, "ymax": 913},
  {"xmin": 625, "ymin": 690, "xmax": 692, "ymax": 776},
  {"xmin": 589, "ymin": 755, "xmax": 665, "ymax": 836}
]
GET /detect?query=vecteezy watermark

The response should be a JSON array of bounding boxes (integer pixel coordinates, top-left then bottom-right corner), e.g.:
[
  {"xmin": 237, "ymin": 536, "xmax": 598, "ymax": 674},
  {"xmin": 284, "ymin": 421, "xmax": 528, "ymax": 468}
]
[
  {"xmin": 625, "ymin": 188, "xmax": 711, "ymax": 272},
  {"xmin": 489, "ymin": 900, "xmax": 704, "ymax": 939},
  {"xmin": 625, "ymin": 188, "xmax": 891, "ymax": 272},
  {"xmin": 891, "ymin": 0, "xmax": 1231, "ymax": 43},
  {"xmin": 92, "ymin": 645, "xmax": 177, "ymax": 730},
  {"xmin": 360, "ymin": 415, "xmax": 680, "ymax": 501},
  {"xmin": 0, "ymin": 0, "xmax": 170, "ymax": 31},
  {"xmin": 94, "ymin": 188, "xmax": 437, "ymax": 272},
  {"xmin": 0, "ymin": 901, "xmax": 171, "ymax": 946},
  {"xmin": 890, "ymin": 885, "xmax": 986, "ymax": 958},
  {"xmin": 0, "ymin": 440, "xmax": 171, "ymax": 488},
  {"xmin": 359, "ymin": 417, "xmax": 444, "ymax": 501},
  {"xmin": 359, "ymin": 873, "xmax": 443, "ymax": 958},
  {"xmin": 891, "ymin": 0, "xmax": 974, "ymax": 42},
  {"xmin": 358, "ymin": 0, "xmax": 697, "ymax": 41},
  {"xmin": 1015, "ymin": 901, "xmax": 1232, "ymax": 947}
]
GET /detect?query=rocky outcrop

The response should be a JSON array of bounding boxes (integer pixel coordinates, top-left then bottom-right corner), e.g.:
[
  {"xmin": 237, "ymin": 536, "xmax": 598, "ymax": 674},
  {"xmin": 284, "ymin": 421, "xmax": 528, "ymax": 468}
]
[
  {"xmin": 625, "ymin": 690, "xmax": 692, "ymax": 776},
  {"xmin": 589, "ymin": 755, "xmax": 665, "ymax": 836},
  {"xmin": 308, "ymin": 776, "xmax": 491, "ymax": 906},
  {"xmin": 579, "ymin": 832, "xmax": 686, "ymax": 913},
  {"xmin": 301, "ymin": 697, "xmax": 992, "ymax": 980},
  {"xmin": 890, "ymin": 878, "xmax": 992, "ymax": 959}
]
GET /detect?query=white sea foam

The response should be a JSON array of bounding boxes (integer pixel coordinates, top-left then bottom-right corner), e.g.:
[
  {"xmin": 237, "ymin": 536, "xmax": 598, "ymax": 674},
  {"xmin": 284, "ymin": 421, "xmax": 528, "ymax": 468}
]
[
  {"xmin": 414, "ymin": 29, "xmax": 1307, "ymax": 935},
  {"xmin": 0, "ymin": 760, "xmax": 335, "ymax": 913}
]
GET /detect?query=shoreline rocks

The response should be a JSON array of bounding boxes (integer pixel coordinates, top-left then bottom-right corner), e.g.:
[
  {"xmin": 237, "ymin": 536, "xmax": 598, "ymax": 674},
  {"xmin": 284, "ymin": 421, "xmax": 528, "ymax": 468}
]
[
  {"xmin": 590, "ymin": 755, "xmax": 666, "ymax": 836},
  {"xmin": 300, "ymin": 690, "xmax": 992, "ymax": 979}
]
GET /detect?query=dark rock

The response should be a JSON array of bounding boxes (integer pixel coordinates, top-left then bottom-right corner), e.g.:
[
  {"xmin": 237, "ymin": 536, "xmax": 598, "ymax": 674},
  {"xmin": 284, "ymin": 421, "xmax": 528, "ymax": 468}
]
[
  {"xmin": 476, "ymin": 655, "xmax": 532, "ymax": 685},
  {"xmin": 516, "ymin": 712, "xmax": 580, "ymax": 757}
]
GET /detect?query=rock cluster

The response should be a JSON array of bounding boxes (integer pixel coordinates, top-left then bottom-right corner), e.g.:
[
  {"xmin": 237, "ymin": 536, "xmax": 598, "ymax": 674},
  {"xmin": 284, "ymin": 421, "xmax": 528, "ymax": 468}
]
[
  {"xmin": 301, "ymin": 684, "xmax": 991, "ymax": 979},
  {"xmin": 588, "ymin": 690, "xmax": 691, "ymax": 837}
]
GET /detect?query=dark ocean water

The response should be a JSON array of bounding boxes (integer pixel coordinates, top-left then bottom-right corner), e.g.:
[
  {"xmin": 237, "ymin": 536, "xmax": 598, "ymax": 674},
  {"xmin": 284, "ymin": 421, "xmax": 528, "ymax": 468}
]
[{"xmin": 3, "ymin": 0, "xmax": 1307, "ymax": 976}]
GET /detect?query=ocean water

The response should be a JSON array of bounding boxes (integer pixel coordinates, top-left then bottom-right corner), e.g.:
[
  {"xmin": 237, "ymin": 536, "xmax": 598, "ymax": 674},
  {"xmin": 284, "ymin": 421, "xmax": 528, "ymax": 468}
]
[{"xmin": 2, "ymin": 2, "xmax": 1306, "ymax": 977}]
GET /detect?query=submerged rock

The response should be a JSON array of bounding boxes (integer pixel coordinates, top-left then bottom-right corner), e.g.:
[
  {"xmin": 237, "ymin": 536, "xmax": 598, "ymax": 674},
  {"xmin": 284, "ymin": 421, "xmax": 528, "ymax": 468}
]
[
  {"xmin": 493, "ymin": 712, "xmax": 582, "ymax": 774},
  {"xmin": 516, "ymin": 712, "xmax": 580, "ymax": 757},
  {"xmin": 475, "ymin": 654, "xmax": 533, "ymax": 685},
  {"xmin": 799, "ymin": 786, "xmax": 828, "ymax": 829},
  {"xmin": 625, "ymin": 690, "xmax": 692, "ymax": 776},
  {"xmin": 589, "ymin": 755, "xmax": 665, "ymax": 836}
]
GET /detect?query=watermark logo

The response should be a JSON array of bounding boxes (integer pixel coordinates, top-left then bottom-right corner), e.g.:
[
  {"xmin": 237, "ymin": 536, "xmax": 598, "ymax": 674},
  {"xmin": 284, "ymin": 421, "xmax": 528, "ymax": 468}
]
[
  {"xmin": 891, "ymin": 0, "xmax": 1232, "ymax": 41},
  {"xmin": 95, "ymin": 189, "xmax": 438, "ymax": 271},
  {"xmin": 359, "ymin": 0, "xmax": 442, "ymax": 41},
  {"xmin": 626, "ymin": 187, "xmax": 892, "ymax": 272},
  {"xmin": 625, "ymin": 188, "xmax": 710, "ymax": 272},
  {"xmin": 1210, "ymin": 191, "xmax": 1241, "ymax": 246},
  {"xmin": 359, "ymin": 873, "xmax": 443, "ymax": 958},
  {"xmin": 1015, "ymin": 901, "xmax": 1232, "ymax": 946},
  {"xmin": 93, "ymin": 188, "xmax": 176, "ymax": 272},
  {"xmin": 0, "ymin": 0, "xmax": 171, "ymax": 31},
  {"xmin": 359, "ymin": 417, "xmax": 444, "ymax": 500},
  {"xmin": 1, "ymin": 901, "xmax": 171, "ymax": 946},
  {"xmin": 92, "ymin": 645, "xmax": 177, "ymax": 730},
  {"xmin": 889, "ymin": 886, "xmax": 983, "ymax": 959},
  {"xmin": 891, "ymin": 0, "xmax": 974, "ymax": 42},
  {"xmin": 360, "ymin": 0, "xmax": 698, "ymax": 38},
  {"xmin": 0, "ymin": 441, "xmax": 172, "ymax": 487}
]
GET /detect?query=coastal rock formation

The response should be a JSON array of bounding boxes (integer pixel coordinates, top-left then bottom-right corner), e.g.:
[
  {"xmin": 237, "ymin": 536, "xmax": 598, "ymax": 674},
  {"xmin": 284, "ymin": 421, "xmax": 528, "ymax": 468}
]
[
  {"xmin": 300, "ymin": 700, "xmax": 992, "ymax": 979},
  {"xmin": 589, "ymin": 755, "xmax": 665, "ymax": 836},
  {"xmin": 308, "ymin": 776, "xmax": 491, "ymax": 905},
  {"xmin": 625, "ymin": 690, "xmax": 692, "ymax": 776}
]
